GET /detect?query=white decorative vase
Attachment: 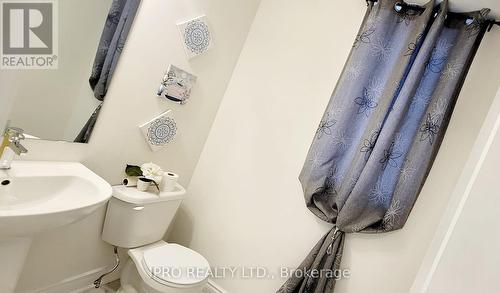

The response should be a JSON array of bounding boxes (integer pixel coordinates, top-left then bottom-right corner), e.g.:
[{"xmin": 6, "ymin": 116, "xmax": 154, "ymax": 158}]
[{"xmin": 136, "ymin": 178, "xmax": 151, "ymax": 192}]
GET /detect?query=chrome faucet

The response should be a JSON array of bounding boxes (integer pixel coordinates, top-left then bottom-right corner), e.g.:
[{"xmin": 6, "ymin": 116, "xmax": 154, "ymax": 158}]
[{"xmin": 0, "ymin": 127, "xmax": 28, "ymax": 170}]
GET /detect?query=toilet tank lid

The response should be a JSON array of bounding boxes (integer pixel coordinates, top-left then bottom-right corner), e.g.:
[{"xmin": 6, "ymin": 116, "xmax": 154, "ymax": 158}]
[{"xmin": 112, "ymin": 184, "xmax": 186, "ymax": 205}]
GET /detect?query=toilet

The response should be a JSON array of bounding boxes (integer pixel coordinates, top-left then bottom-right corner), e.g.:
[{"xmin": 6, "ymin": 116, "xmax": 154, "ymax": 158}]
[{"xmin": 101, "ymin": 185, "xmax": 210, "ymax": 293}]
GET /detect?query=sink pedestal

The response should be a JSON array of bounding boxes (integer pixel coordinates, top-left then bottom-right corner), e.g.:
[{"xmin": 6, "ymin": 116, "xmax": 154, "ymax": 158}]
[
  {"xmin": 0, "ymin": 237, "xmax": 32, "ymax": 293},
  {"xmin": 0, "ymin": 161, "xmax": 112, "ymax": 292}
]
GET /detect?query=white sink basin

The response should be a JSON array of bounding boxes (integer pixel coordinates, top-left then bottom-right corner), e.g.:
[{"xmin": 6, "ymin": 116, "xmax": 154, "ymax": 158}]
[
  {"xmin": 0, "ymin": 161, "xmax": 112, "ymax": 237},
  {"xmin": 0, "ymin": 161, "xmax": 111, "ymax": 293}
]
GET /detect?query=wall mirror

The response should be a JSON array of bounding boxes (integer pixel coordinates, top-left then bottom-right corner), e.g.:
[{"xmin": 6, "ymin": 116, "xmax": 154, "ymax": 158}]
[{"xmin": 4, "ymin": 0, "xmax": 140, "ymax": 143}]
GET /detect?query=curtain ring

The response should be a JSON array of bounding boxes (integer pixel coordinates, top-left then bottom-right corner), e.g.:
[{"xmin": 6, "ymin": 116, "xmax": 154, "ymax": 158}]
[{"xmin": 394, "ymin": 2, "xmax": 404, "ymax": 13}]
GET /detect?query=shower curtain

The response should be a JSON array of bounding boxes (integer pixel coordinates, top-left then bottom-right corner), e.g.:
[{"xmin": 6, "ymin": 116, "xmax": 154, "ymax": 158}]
[
  {"xmin": 75, "ymin": 0, "xmax": 141, "ymax": 143},
  {"xmin": 279, "ymin": 0, "xmax": 490, "ymax": 292}
]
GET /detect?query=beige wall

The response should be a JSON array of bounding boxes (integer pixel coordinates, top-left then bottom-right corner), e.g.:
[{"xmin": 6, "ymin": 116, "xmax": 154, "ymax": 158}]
[
  {"xmin": 6, "ymin": 0, "xmax": 261, "ymax": 291},
  {"xmin": 169, "ymin": 0, "xmax": 500, "ymax": 292},
  {"xmin": 2, "ymin": 0, "xmax": 499, "ymax": 292},
  {"xmin": 424, "ymin": 103, "xmax": 500, "ymax": 293},
  {"xmin": 411, "ymin": 89, "xmax": 500, "ymax": 292},
  {"xmin": 0, "ymin": 72, "xmax": 18, "ymax": 133},
  {"xmin": 8, "ymin": 0, "xmax": 111, "ymax": 141}
]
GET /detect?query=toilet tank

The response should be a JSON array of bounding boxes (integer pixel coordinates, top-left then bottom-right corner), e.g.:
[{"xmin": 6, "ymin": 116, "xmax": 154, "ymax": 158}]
[{"xmin": 102, "ymin": 184, "xmax": 186, "ymax": 248}]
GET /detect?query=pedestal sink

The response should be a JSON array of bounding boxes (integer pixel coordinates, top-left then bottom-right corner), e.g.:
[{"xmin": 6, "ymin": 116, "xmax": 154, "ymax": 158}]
[{"xmin": 0, "ymin": 161, "xmax": 112, "ymax": 293}]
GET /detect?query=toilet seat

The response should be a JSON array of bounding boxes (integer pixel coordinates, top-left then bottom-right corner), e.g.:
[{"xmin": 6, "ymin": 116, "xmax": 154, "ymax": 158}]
[
  {"xmin": 128, "ymin": 241, "xmax": 210, "ymax": 291},
  {"xmin": 142, "ymin": 243, "xmax": 211, "ymax": 286}
]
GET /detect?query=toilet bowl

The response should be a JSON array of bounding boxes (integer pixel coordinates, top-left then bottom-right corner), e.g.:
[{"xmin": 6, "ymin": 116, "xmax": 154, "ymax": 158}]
[
  {"xmin": 119, "ymin": 241, "xmax": 210, "ymax": 293},
  {"xmin": 101, "ymin": 185, "xmax": 210, "ymax": 293}
]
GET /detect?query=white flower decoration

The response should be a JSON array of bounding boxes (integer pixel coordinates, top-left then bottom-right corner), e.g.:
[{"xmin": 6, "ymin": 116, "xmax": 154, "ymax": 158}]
[{"xmin": 141, "ymin": 162, "xmax": 164, "ymax": 180}]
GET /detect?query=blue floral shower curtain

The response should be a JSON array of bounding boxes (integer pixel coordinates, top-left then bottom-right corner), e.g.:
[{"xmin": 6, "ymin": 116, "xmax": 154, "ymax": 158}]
[
  {"xmin": 279, "ymin": 0, "xmax": 490, "ymax": 292},
  {"xmin": 75, "ymin": 0, "xmax": 141, "ymax": 143}
]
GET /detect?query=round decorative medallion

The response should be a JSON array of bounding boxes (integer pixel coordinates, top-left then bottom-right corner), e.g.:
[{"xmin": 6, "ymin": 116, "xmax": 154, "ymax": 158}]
[
  {"xmin": 183, "ymin": 20, "xmax": 211, "ymax": 54},
  {"xmin": 147, "ymin": 117, "xmax": 177, "ymax": 146}
]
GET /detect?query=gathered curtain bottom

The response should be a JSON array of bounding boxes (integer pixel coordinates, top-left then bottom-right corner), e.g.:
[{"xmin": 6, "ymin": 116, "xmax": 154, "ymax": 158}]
[{"xmin": 278, "ymin": 227, "xmax": 345, "ymax": 293}]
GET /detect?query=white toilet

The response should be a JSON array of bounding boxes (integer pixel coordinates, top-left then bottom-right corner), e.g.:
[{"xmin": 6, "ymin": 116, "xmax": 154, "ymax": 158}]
[{"xmin": 101, "ymin": 185, "xmax": 210, "ymax": 293}]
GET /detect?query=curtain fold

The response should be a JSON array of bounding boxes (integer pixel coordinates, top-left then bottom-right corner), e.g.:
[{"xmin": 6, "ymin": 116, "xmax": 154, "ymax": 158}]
[
  {"xmin": 279, "ymin": 0, "xmax": 490, "ymax": 292},
  {"xmin": 90, "ymin": 0, "xmax": 141, "ymax": 100},
  {"xmin": 75, "ymin": 0, "xmax": 141, "ymax": 143}
]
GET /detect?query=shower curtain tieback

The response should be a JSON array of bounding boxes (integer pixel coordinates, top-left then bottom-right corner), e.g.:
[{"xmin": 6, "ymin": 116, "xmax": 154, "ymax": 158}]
[
  {"xmin": 278, "ymin": 0, "xmax": 493, "ymax": 292},
  {"xmin": 325, "ymin": 227, "xmax": 341, "ymax": 255}
]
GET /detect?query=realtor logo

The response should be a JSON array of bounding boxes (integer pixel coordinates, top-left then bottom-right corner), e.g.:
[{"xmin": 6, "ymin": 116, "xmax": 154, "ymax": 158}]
[{"xmin": 1, "ymin": 0, "xmax": 58, "ymax": 69}]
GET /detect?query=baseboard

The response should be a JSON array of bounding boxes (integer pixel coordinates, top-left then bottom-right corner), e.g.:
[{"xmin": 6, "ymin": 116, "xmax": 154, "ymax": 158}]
[
  {"xmin": 26, "ymin": 269, "xmax": 226, "ymax": 293},
  {"xmin": 25, "ymin": 266, "xmax": 116, "ymax": 293},
  {"xmin": 75, "ymin": 278, "xmax": 227, "ymax": 293},
  {"xmin": 71, "ymin": 284, "xmax": 116, "ymax": 293},
  {"xmin": 204, "ymin": 279, "xmax": 228, "ymax": 293}
]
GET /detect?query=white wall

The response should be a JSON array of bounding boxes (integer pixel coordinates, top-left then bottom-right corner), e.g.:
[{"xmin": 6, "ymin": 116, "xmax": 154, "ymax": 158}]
[
  {"xmin": 6, "ymin": 0, "xmax": 261, "ymax": 291},
  {"xmin": 169, "ymin": 0, "xmax": 500, "ymax": 292},
  {"xmin": 423, "ymin": 113, "xmax": 500, "ymax": 293},
  {"xmin": 410, "ymin": 89, "xmax": 500, "ymax": 292},
  {"xmin": 0, "ymin": 71, "xmax": 19, "ymax": 133},
  {"xmin": 8, "ymin": 0, "xmax": 112, "ymax": 141}
]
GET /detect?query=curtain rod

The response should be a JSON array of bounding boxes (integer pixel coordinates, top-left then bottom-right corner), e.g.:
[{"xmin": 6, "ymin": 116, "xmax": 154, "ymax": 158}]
[{"xmin": 365, "ymin": 0, "xmax": 500, "ymax": 32}]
